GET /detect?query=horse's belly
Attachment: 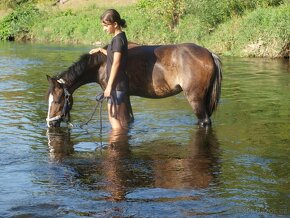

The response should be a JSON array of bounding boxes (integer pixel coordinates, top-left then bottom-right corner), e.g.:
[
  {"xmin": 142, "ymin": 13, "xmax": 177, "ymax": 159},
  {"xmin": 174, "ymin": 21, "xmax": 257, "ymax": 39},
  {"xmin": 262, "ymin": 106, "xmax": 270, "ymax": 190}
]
[
  {"xmin": 129, "ymin": 74, "xmax": 182, "ymax": 98},
  {"xmin": 142, "ymin": 71, "xmax": 182, "ymax": 98}
]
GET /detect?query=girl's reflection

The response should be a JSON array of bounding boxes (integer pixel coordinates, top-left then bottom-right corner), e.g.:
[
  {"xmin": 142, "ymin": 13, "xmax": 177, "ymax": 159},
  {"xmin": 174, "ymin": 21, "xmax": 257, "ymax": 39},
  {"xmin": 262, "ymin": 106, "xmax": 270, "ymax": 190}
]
[{"xmin": 103, "ymin": 129, "xmax": 131, "ymax": 201}]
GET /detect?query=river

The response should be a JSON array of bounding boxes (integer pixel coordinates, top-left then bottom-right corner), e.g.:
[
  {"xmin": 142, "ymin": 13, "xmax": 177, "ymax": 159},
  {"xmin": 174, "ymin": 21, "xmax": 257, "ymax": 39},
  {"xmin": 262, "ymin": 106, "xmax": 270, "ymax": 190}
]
[{"xmin": 0, "ymin": 42, "xmax": 289, "ymax": 217}]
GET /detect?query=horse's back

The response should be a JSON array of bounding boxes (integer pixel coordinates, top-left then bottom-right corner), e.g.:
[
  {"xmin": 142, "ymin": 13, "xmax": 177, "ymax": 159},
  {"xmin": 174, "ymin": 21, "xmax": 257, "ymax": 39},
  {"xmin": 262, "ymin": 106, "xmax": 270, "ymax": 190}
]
[
  {"xmin": 131, "ymin": 43, "xmax": 215, "ymax": 81},
  {"xmin": 126, "ymin": 42, "xmax": 216, "ymax": 98},
  {"xmin": 128, "ymin": 43, "xmax": 213, "ymax": 63}
]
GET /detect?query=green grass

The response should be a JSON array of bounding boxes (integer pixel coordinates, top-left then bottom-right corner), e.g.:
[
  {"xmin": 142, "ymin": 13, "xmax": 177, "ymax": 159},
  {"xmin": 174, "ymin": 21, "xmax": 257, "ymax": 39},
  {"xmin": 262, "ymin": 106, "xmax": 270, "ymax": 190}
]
[
  {"xmin": 0, "ymin": 1, "xmax": 289, "ymax": 58},
  {"xmin": 202, "ymin": 4, "xmax": 290, "ymax": 57}
]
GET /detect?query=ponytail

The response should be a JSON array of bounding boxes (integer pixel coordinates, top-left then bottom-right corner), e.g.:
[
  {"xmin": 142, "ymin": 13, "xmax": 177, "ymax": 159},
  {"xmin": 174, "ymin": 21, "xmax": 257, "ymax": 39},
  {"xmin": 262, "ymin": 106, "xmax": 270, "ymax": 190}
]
[{"xmin": 119, "ymin": 19, "xmax": 127, "ymax": 28}]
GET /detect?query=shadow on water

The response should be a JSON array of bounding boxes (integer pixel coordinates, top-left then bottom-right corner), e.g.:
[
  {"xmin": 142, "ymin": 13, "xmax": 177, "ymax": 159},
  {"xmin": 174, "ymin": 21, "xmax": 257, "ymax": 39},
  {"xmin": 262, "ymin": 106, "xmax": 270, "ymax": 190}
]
[{"xmin": 46, "ymin": 127, "xmax": 220, "ymax": 203}]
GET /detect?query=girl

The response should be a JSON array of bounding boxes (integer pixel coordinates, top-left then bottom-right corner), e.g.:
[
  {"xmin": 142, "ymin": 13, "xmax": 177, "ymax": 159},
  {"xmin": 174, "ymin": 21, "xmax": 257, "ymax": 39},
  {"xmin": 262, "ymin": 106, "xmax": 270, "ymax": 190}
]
[{"xmin": 90, "ymin": 9, "xmax": 129, "ymax": 130}]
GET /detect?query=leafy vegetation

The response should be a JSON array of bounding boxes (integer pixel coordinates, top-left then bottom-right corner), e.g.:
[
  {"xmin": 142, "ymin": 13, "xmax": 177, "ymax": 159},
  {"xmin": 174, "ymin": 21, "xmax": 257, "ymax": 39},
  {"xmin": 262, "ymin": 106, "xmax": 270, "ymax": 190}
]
[
  {"xmin": 0, "ymin": 0, "xmax": 52, "ymax": 9},
  {"xmin": 189, "ymin": 0, "xmax": 286, "ymax": 28},
  {"xmin": 0, "ymin": 0, "xmax": 289, "ymax": 57},
  {"xmin": 202, "ymin": 4, "xmax": 290, "ymax": 57},
  {"xmin": 137, "ymin": 0, "xmax": 186, "ymax": 30},
  {"xmin": 0, "ymin": 3, "xmax": 41, "ymax": 40}
]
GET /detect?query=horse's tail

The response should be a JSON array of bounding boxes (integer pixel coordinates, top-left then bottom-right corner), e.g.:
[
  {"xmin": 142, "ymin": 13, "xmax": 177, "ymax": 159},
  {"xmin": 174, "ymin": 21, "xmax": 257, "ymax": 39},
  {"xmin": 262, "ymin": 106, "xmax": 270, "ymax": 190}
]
[{"xmin": 207, "ymin": 52, "xmax": 222, "ymax": 117}]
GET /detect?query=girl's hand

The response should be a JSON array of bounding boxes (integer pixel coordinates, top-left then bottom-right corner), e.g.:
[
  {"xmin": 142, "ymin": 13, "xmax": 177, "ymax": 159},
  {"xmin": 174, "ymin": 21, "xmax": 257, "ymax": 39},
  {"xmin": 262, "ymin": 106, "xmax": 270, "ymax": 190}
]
[
  {"xmin": 104, "ymin": 85, "xmax": 112, "ymax": 98},
  {"xmin": 89, "ymin": 48, "xmax": 103, "ymax": 54}
]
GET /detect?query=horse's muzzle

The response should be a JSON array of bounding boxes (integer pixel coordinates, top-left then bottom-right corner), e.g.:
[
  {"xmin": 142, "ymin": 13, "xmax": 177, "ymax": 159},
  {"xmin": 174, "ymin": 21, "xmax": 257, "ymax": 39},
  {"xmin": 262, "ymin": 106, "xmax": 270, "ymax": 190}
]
[{"xmin": 48, "ymin": 119, "xmax": 61, "ymax": 128}]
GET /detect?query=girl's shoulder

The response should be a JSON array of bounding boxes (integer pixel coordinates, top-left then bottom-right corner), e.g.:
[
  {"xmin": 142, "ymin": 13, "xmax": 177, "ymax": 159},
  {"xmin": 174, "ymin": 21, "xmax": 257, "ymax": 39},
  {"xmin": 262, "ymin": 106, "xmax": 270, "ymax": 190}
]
[
  {"xmin": 114, "ymin": 32, "xmax": 127, "ymax": 41},
  {"xmin": 112, "ymin": 32, "xmax": 127, "ymax": 47}
]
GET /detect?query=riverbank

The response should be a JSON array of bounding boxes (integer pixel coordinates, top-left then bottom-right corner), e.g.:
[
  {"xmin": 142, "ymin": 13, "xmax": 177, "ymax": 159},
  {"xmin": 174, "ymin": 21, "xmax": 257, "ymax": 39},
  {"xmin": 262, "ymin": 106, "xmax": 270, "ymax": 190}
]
[{"xmin": 0, "ymin": 0, "xmax": 289, "ymax": 58}]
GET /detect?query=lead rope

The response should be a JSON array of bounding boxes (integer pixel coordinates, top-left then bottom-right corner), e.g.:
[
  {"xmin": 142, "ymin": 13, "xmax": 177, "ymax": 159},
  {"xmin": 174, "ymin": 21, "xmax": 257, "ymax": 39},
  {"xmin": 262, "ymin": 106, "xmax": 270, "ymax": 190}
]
[
  {"xmin": 80, "ymin": 93, "xmax": 105, "ymax": 133},
  {"xmin": 79, "ymin": 93, "xmax": 119, "ymax": 132},
  {"xmin": 99, "ymin": 95, "xmax": 103, "ymax": 133}
]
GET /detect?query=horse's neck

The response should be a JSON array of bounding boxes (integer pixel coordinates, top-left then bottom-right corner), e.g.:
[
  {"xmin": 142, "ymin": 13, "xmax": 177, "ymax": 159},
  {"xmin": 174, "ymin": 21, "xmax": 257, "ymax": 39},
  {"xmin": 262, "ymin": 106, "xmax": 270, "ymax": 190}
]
[
  {"xmin": 59, "ymin": 72, "xmax": 81, "ymax": 94},
  {"xmin": 61, "ymin": 64, "xmax": 106, "ymax": 94},
  {"xmin": 63, "ymin": 68, "xmax": 104, "ymax": 94}
]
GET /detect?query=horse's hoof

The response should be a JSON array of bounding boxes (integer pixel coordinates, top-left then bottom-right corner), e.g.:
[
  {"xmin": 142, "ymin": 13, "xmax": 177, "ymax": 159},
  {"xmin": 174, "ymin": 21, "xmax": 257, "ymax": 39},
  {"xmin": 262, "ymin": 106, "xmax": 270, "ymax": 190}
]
[{"xmin": 198, "ymin": 119, "xmax": 212, "ymax": 127}]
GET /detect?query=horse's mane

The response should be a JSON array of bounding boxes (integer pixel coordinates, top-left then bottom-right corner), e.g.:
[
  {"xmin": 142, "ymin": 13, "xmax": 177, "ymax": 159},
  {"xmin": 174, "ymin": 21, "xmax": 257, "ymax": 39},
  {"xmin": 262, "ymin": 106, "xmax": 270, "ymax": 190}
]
[
  {"xmin": 51, "ymin": 42, "xmax": 139, "ymax": 84},
  {"xmin": 53, "ymin": 52, "xmax": 106, "ymax": 85},
  {"xmin": 46, "ymin": 52, "xmax": 106, "ymax": 100},
  {"xmin": 50, "ymin": 42, "xmax": 139, "ymax": 86}
]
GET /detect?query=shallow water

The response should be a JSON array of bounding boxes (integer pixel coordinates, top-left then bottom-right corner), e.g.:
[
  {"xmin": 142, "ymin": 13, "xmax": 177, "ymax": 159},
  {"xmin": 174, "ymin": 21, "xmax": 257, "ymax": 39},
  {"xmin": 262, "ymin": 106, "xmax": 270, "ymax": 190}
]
[{"xmin": 0, "ymin": 42, "xmax": 289, "ymax": 217}]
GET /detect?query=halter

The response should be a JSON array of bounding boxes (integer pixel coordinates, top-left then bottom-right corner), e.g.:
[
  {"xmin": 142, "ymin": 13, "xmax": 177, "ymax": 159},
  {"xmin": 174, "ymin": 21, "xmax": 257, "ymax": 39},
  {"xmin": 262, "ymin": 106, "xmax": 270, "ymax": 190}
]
[{"xmin": 46, "ymin": 79, "xmax": 71, "ymax": 124}]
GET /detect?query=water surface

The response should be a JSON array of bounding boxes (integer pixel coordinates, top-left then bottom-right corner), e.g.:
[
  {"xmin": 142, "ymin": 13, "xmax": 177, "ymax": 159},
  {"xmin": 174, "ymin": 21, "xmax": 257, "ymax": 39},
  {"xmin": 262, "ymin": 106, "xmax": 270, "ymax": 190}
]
[{"xmin": 0, "ymin": 42, "xmax": 289, "ymax": 217}]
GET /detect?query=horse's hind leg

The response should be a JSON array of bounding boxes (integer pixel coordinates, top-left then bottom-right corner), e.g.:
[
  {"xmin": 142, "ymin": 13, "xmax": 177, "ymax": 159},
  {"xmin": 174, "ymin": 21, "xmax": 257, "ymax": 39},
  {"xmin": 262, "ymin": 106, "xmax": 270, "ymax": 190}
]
[{"xmin": 185, "ymin": 93, "xmax": 211, "ymax": 127}]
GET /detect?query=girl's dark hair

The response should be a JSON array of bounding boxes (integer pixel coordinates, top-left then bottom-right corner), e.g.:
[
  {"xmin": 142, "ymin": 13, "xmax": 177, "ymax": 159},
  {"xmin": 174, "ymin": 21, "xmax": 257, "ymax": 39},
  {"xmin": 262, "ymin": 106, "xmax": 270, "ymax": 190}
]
[{"xmin": 100, "ymin": 9, "xmax": 127, "ymax": 28}]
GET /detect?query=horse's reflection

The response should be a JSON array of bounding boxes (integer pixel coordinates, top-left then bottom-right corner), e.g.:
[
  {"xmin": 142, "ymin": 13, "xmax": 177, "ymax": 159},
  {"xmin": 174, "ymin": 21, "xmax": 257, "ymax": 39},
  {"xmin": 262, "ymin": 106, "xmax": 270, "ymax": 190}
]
[
  {"xmin": 102, "ymin": 127, "xmax": 220, "ymax": 201},
  {"xmin": 46, "ymin": 128, "xmax": 74, "ymax": 161},
  {"xmin": 45, "ymin": 127, "xmax": 220, "ymax": 202},
  {"xmin": 153, "ymin": 128, "xmax": 220, "ymax": 189}
]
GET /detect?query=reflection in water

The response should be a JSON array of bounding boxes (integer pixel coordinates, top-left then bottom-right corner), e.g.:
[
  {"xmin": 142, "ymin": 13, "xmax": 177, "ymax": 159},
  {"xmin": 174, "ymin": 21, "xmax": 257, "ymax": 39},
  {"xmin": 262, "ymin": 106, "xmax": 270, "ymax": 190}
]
[
  {"xmin": 104, "ymin": 129, "xmax": 131, "ymax": 201},
  {"xmin": 46, "ymin": 128, "xmax": 74, "ymax": 161},
  {"xmin": 153, "ymin": 128, "xmax": 220, "ymax": 189},
  {"xmin": 45, "ymin": 127, "xmax": 220, "ymax": 202},
  {"xmin": 1, "ymin": 43, "xmax": 289, "ymax": 216},
  {"xmin": 46, "ymin": 127, "xmax": 220, "ymax": 202},
  {"xmin": 108, "ymin": 128, "xmax": 130, "ymax": 147},
  {"xmin": 101, "ymin": 128, "xmax": 220, "ymax": 201}
]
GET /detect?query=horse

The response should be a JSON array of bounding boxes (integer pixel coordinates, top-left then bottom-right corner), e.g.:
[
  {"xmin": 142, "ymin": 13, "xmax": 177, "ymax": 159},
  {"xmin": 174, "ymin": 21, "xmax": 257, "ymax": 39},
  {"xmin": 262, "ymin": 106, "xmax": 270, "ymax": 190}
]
[{"xmin": 46, "ymin": 42, "xmax": 222, "ymax": 128}]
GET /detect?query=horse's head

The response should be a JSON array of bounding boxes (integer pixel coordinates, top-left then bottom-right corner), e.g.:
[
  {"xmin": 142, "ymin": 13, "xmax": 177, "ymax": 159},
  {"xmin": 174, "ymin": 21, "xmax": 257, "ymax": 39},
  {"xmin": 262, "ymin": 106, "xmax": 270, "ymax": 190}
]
[
  {"xmin": 46, "ymin": 75, "xmax": 73, "ymax": 127},
  {"xmin": 46, "ymin": 52, "xmax": 107, "ymax": 127}
]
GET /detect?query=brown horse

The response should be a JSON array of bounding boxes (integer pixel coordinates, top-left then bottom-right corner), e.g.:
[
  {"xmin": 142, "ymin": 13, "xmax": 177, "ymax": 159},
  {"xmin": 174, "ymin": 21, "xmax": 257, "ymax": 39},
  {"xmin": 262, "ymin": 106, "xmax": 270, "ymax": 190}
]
[{"xmin": 46, "ymin": 43, "xmax": 222, "ymax": 128}]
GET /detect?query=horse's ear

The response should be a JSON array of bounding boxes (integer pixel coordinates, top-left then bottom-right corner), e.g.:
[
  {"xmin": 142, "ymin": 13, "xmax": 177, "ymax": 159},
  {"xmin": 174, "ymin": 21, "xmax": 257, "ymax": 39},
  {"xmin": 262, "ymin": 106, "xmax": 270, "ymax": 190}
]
[
  {"xmin": 46, "ymin": 75, "xmax": 52, "ymax": 81},
  {"xmin": 46, "ymin": 75, "xmax": 58, "ymax": 85}
]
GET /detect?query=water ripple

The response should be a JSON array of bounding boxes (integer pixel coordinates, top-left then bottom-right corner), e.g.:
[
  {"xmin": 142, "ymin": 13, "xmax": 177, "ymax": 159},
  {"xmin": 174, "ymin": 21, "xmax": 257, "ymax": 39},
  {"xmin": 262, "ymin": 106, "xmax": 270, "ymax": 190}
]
[{"xmin": 0, "ymin": 44, "xmax": 289, "ymax": 217}]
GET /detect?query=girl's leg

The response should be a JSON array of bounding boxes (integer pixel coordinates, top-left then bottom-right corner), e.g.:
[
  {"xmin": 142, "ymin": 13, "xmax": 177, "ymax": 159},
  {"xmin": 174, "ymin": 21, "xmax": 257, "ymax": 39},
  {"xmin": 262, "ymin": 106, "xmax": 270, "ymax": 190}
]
[{"xmin": 108, "ymin": 102, "xmax": 128, "ymax": 130}]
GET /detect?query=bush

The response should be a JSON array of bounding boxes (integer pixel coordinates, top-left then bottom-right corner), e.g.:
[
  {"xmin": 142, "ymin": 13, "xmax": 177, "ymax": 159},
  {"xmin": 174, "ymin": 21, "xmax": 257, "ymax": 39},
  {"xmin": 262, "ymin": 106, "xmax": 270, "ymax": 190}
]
[
  {"xmin": 0, "ymin": 4, "xmax": 41, "ymax": 40},
  {"xmin": 0, "ymin": 0, "xmax": 54, "ymax": 9},
  {"xmin": 202, "ymin": 4, "xmax": 290, "ymax": 57},
  {"xmin": 171, "ymin": 14, "xmax": 208, "ymax": 44},
  {"xmin": 188, "ymin": 0, "xmax": 286, "ymax": 29},
  {"xmin": 31, "ymin": 8, "xmax": 108, "ymax": 44},
  {"xmin": 123, "ymin": 6, "xmax": 172, "ymax": 44},
  {"xmin": 1, "ymin": 0, "xmax": 288, "ymax": 58},
  {"xmin": 136, "ymin": 0, "xmax": 186, "ymax": 30},
  {"xmin": 32, "ymin": 6, "xmax": 176, "ymax": 45}
]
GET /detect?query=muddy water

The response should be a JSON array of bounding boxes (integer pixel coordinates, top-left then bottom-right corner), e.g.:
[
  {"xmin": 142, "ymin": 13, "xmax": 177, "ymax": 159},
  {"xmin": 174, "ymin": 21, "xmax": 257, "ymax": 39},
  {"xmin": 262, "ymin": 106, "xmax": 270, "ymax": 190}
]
[{"xmin": 0, "ymin": 42, "xmax": 289, "ymax": 217}]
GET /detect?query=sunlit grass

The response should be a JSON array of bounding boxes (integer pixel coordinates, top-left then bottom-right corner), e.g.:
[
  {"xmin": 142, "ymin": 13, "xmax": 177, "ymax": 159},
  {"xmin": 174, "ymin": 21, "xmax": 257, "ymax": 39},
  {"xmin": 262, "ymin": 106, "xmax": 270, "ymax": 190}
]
[{"xmin": 0, "ymin": 0, "xmax": 288, "ymax": 57}]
